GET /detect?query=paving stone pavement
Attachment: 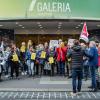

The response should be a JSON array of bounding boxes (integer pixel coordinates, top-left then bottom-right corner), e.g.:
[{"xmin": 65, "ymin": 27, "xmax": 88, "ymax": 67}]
[
  {"xmin": 0, "ymin": 76, "xmax": 91, "ymax": 91},
  {"xmin": 0, "ymin": 91, "xmax": 100, "ymax": 100},
  {"xmin": 0, "ymin": 76, "xmax": 100, "ymax": 100}
]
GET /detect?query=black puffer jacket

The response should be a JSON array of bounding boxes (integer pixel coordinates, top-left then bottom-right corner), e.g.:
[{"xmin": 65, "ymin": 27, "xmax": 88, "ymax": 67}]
[{"xmin": 67, "ymin": 45, "xmax": 84, "ymax": 70}]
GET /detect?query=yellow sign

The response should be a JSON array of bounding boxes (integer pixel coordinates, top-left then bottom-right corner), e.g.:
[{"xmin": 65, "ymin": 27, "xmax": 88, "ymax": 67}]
[
  {"xmin": 49, "ymin": 57, "xmax": 54, "ymax": 64},
  {"xmin": 20, "ymin": 46, "xmax": 26, "ymax": 52},
  {"xmin": 12, "ymin": 53, "xmax": 19, "ymax": 61},
  {"xmin": 41, "ymin": 51, "xmax": 46, "ymax": 58},
  {"xmin": 31, "ymin": 53, "xmax": 36, "ymax": 60},
  {"xmin": 68, "ymin": 58, "xmax": 71, "ymax": 62}
]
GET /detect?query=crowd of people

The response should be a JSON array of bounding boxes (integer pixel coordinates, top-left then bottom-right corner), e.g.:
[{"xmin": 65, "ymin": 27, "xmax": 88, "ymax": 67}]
[{"xmin": 0, "ymin": 39, "xmax": 100, "ymax": 95}]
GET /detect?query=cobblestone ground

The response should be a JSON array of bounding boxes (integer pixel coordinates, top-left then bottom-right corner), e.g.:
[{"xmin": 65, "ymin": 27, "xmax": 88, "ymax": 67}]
[
  {"xmin": 0, "ymin": 76, "xmax": 100, "ymax": 100},
  {"xmin": 0, "ymin": 91, "xmax": 100, "ymax": 100}
]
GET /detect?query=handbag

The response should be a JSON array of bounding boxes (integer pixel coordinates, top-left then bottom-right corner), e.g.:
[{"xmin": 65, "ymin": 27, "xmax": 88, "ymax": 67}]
[{"xmin": 44, "ymin": 62, "xmax": 51, "ymax": 70}]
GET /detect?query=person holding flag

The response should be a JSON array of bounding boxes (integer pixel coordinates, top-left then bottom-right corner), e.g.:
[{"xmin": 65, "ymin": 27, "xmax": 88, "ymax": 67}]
[
  {"xmin": 80, "ymin": 22, "xmax": 89, "ymax": 43},
  {"xmin": 80, "ymin": 22, "xmax": 98, "ymax": 92}
]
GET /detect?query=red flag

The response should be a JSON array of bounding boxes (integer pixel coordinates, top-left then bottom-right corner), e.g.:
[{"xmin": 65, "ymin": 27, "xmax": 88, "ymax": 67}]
[{"xmin": 80, "ymin": 22, "xmax": 89, "ymax": 43}]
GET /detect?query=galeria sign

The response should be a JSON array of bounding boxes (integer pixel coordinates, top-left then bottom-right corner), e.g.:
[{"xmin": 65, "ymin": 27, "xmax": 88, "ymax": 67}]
[{"xmin": 29, "ymin": 0, "xmax": 71, "ymax": 13}]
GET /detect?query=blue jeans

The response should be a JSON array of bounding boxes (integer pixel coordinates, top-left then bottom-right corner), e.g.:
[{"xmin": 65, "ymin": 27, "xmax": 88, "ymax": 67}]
[
  {"xmin": 90, "ymin": 66, "xmax": 97, "ymax": 89},
  {"xmin": 27, "ymin": 60, "xmax": 35, "ymax": 76},
  {"xmin": 72, "ymin": 69, "xmax": 83, "ymax": 93},
  {"xmin": 83, "ymin": 65, "xmax": 89, "ymax": 79},
  {"xmin": 58, "ymin": 61, "xmax": 65, "ymax": 75}
]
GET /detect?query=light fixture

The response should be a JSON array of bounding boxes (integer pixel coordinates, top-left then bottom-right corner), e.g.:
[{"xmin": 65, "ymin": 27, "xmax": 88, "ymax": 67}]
[
  {"xmin": 40, "ymin": 26, "xmax": 43, "ymax": 29},
  {"xmin": 15, "ymin": 22, "xmax": 18, "ymax": 24},
  {"xmin": 38, "ymin": 24, "xmax": 42, "ymax": 27},
  {"xmin": 22, "ymin": 27, "xmax": 25, "ymax": 28},
  {"xmin": 19, "ymin": 25, "xmax": 23, "ymax": 26},
  {"xmin": 76, "ymin": 27, "xmax": 79, "ymax": 29},
  {"xmin": 58, "ymin": 27, "xmax": 61, "ymax": 29},
  {"xmin": 81, "ymin": 22, "xmax": 83, "ymax": 25},
  {"xmin": 78, "ymin": 25, "xmax": 81, "ymax": 27},
  {"xmin": 97, "ymin": 25, "xmax": 100, "ymax": 27},
  {"xmin": 0, "ymin": 25, "xmax": 3, "ymax": 27}
]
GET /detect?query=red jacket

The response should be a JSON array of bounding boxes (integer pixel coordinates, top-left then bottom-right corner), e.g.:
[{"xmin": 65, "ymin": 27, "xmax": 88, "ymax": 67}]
[
  {"xmin": 98, "ymin": 48, "xmax": 100, "ymax": 67},
  {"xmin": 56, "ymin": 46, "xmax": 67, "ymax": 62}
]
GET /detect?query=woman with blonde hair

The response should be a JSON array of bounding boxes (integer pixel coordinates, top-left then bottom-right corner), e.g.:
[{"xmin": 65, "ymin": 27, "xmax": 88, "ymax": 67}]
[{"xmin": 27, "ymin": 40, "xmax": 32, "ymax": 50}]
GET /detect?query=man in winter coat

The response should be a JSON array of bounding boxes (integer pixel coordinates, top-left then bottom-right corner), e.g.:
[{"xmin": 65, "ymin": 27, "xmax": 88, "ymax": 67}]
[{"xmin": 86, "ymin": 41, "xmax": 98, "ymax": 92}]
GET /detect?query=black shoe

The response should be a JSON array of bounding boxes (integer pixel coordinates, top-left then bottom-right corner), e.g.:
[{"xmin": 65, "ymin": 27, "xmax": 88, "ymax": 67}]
[
  {"xmin": 0, "ymin": 79, "xmax": 3, "ymax": 82},
  {"xmin": 68, "ymin": 76, "xmax": 72, "ymax": 79},
  {"xmin": 97, "ymin": 81, "xmax": 100, "ymax": 90},
  {"xmin": 89, "ymin": 88, "xmax": 98, "ymax": 92}
]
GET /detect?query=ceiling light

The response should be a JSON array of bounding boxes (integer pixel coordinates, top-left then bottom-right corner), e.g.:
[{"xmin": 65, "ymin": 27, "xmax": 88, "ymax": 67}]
[
  {"xmin": 97, "ymin": 25, "xmax": 100, "ymax": 27},
  {"xmin": 38, "ymin": 24, "xmax": 42, "ymax": 27},
  {"xmin": 15, "ymin": 22, "xmax": 18, "ymax": 24},
  {"xmin": 19, "ymin": 25, "xmax": 23, "ymax": 26},
  {"xmin": 40, "ymin": 26, "xmax": 43, "ymax": 28},
  {"xmin": 76, "ymin": 27, "xmax": 79, "ymax": 28},
  {"xmin": 78, "ymin": 25, "xmax": 81, "ymax": 27},
  {"xmin": 81, "ymin": 22, "xmax": 83, "ymax": 25},
  {"xmin": 58, "ymin": 27, "xmax": 61, "ymax": 29},
  {"xmin": 22, "ymin": 27, "xmax": 25, "ymax": 28},
  {"xmin": 0, "ymin": 25, "xmax": 3, "ymax": 27}
]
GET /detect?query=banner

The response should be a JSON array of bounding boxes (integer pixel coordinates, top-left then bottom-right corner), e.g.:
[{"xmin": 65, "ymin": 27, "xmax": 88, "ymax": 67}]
[
  {"xmin": 49, "ymin": 40, "xmax": 59, "ymax": 48},
  {"xmin": 68, "ymin": 39, "xmax": 75, "ymax": 47}
]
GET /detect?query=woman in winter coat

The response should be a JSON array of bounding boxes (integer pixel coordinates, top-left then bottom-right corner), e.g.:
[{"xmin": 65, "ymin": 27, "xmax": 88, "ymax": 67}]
[{"xmin": 56, "ymin": 42, "xmax": 67, "ymax": 76}]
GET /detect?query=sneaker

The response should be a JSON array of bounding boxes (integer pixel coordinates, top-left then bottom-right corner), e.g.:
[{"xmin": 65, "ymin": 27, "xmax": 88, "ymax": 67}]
[
  {"xmin": 21, "ymin": 72, "xmax": 24, "ymax": 75},
  {"xmin": 89, "ymin": 88, "xmax": 98, "ymax": 92},
  {"xmin": 5, "ymin": 75, "xmax": 9, "ymax": 78},
  {"xmin": 71, "ymin": 92, "xmax": 77, "ymax": 96},
  {"xmin": 24, "ymin": 72, "xmax": 27, "ymax": 75}
]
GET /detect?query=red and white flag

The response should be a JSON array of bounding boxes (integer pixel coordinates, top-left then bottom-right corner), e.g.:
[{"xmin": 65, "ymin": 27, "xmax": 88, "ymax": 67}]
[{"xmin": 80, "ymin": 22, "xmax": 89, "ymax": 43}]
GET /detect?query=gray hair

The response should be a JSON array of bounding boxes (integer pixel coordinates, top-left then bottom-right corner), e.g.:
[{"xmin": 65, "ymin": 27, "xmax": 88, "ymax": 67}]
[{"xmin": 90, "ymin": 41, "xmax": 96, "ymax": 47}]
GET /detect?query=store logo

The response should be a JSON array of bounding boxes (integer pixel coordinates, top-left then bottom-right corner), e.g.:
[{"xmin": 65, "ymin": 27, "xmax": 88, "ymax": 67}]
[
  {"xmin": 29, "ymin": 0, "xmax": 71, "ymax": 13},
  {"xmin": 29, "ymin": 0, "xmax": 37, "ymax": 12}
]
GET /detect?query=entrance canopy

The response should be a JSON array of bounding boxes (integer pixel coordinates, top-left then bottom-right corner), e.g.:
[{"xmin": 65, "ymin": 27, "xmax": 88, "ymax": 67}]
[
  {"xmin": 0, "ymin": 21, "xmax": 100, "ymax": 34},
  {"xmin": 0, "ymin": 0, "xmax": 100, "ymax": 20},
  {"xmin": 0, "ymin": 20, "xmax": 100, "ymax": 46}
]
